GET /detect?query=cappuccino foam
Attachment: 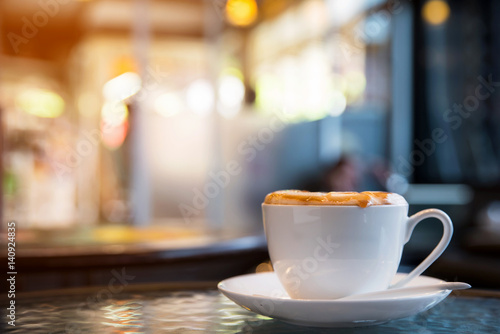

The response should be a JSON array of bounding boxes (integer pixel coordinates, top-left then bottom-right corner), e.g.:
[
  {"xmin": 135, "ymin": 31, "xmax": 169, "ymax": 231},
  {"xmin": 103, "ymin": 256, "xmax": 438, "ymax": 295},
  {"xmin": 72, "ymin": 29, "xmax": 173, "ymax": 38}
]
[{"xmin": 264, "ymin": 190, "xmax": 406, "ymax": 208}]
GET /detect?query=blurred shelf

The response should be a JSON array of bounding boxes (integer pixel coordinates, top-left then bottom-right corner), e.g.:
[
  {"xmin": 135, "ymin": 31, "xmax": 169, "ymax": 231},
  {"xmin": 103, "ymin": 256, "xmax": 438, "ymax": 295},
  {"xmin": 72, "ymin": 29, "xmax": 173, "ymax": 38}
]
[{"xmin": 0, "ymin": 226, "xmax": 268, "ymax": 292}]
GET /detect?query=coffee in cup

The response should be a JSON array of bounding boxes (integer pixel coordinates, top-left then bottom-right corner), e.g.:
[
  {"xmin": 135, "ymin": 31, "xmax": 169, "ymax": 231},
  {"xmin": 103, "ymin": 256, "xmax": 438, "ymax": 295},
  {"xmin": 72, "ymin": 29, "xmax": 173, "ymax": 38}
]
[{"xmin": 262, "ymin": 190, "xmax": 453, "ymax": 299}]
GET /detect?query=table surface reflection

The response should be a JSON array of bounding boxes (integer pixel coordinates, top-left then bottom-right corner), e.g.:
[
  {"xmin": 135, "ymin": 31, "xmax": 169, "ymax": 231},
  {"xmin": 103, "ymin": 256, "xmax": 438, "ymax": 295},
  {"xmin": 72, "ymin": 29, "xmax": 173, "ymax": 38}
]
[{"xmin": 6, "ymin": 283, "xmax": 500, "ymax": 333}]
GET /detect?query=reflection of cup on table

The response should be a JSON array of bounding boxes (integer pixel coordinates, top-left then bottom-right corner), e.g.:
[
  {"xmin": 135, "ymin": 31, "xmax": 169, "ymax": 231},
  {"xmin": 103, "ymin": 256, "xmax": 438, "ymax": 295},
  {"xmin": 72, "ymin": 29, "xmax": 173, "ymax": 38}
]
[{"xmin": 262, "ymin": 190, "xmax": 453, "ymax": 300}]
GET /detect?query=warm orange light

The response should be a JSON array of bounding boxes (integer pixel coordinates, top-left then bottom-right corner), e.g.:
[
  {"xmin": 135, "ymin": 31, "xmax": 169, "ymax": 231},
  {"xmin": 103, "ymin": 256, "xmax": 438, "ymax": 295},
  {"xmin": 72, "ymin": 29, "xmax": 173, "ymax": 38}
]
[
  {"xmin": 100, "ymin": 101, "xmax": 129, "ymax": 149},
  {"xmin": 101, "ymin": 119, "xmax": 128, "ymax": 150},
  {"xmin": 112, "ymin": 56, "xmax": 137, "ymax": 77},
  {"xmin": 226, "ymin": 0, "xmax": 258, "ymax": 27},
  {"xmin": 422, "ymin": 0, "xmax": 450, "ymax": 25}
]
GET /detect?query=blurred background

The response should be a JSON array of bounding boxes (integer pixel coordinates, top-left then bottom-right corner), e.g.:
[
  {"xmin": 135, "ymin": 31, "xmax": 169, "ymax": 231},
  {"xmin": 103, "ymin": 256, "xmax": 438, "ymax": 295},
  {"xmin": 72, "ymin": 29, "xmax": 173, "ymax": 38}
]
[{"xmin": 1, "ymin": 0, "xmax": 499, "ymax": 291}]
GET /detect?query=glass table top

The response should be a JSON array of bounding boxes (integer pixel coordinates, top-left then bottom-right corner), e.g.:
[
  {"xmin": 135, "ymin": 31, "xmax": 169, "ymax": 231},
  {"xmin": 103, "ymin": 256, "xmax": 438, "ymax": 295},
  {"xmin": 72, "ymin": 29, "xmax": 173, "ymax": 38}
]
[{"xmin": 6, "ymin": 284, "xmax": 500, "ymax": 333}]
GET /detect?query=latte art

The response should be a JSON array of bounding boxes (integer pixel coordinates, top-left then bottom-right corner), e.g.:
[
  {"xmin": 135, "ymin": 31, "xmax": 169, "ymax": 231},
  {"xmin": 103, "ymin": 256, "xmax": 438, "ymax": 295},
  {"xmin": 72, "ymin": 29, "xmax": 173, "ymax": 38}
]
[{"xmin": 264, "ymin": 190, "xmax": 407, "ymax": 208}]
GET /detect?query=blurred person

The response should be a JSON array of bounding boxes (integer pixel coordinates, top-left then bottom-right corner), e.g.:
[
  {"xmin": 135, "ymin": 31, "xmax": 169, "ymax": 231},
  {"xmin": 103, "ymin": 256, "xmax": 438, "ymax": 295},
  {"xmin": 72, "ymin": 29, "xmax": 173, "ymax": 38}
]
[
  {"xmin": 303, "ymin": 155, "xmax": 391, "ymax": 193},
  {"xmin": 324, "ymin": 155, "xmax": 360, "ymax": 191}
]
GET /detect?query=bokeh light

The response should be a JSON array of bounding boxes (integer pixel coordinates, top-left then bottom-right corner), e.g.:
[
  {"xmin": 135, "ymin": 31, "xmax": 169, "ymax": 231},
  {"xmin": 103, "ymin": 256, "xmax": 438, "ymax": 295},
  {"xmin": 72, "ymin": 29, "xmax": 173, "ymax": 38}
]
[
  {"xmin": 111, "ymin": 56, "xmax": 137, "ymax": 78},
  {"xmin": 280, "ymin": 57, "xmax": 300, "ymax": 116},
  {"xmin": 101, "ymin": 101, "xmax": 129, "ymax": 149},
  {"xmin": 101, "ymin": 119, "xmax": 129, "ymax": 150},
  {"xmin": 101, "ymin": 101, "xmax": 128, "ymax": 126},
  {"xmin": 218, "ymin": 74, "xmax": 245, "ymax": 118},
  {"xmin": 102, "ymin": 72, "xmax": 142, "ymax": 101},
  {"xmin": 225, "ymin": 0, "xmax": 258, "ymax": 27},
  {"xmin": 219, "ymin": 76, "xmax": 245, "ymax": 108},
  {"xmin": 344, "ymin": 71, "xmax": 366, "ymax": 103},
  {"xmin": 16, "ymin": 88, "xmax": 65, "ymax": 118},
  {"xmin": 255, "ymin": 74, "xmax": 284, "ymax": 115},
  {"xmin": 329, "ymin": 90, "xmax": 347, "ymax": 116},
  {"xmin": 186, "ymin": 79, "xmax": 215, "ymax": 117},
  {"xmin": 154, "ymin": 92, "xmax": 183, "ymax": 118},
  {"xmin": 299, "ymin": 44, "xmax": 334, "ymax": 121},
  {"xmin": 422, "ymin": 0, "xmax": 450, "ymax": 26}
]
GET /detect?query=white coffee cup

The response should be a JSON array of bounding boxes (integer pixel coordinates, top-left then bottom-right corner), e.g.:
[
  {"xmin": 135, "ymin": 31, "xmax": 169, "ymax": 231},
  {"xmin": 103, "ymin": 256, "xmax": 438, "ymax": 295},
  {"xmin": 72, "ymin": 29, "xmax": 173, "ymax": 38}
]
[{"xmin": 262, "ymin": 200, "xmax": 453, "ymax": 299}]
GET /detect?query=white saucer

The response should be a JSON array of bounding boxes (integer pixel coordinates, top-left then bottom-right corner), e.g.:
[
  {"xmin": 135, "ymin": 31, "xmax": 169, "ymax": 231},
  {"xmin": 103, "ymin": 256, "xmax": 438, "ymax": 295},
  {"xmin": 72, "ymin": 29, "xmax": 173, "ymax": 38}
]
[{"xmin": 218, "ymin": 272, "xmax": 452, "ymax": 328}]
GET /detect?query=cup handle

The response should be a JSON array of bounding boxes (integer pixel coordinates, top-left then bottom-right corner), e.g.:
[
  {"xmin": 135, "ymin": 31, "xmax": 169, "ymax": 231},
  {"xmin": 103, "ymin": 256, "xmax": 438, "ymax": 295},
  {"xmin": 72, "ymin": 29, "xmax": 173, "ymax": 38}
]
[{"xmin": 390, "ymin": 208, "xmax": 453, "ymax": 289}]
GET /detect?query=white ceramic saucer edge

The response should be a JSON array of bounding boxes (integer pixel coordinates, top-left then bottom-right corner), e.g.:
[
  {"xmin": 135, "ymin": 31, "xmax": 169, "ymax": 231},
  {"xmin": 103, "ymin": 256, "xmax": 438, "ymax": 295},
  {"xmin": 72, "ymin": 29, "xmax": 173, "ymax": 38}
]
[{"xmin": 218, "ymin": 272, "xmax": 452, "ymax": 328}]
